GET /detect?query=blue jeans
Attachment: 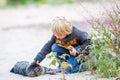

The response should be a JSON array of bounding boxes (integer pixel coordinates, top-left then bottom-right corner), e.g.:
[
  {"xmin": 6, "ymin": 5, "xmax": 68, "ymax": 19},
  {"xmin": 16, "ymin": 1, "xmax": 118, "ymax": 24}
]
[{"xmin": 51, "ymin": 43, "xmax": 81, "ymax": 73}]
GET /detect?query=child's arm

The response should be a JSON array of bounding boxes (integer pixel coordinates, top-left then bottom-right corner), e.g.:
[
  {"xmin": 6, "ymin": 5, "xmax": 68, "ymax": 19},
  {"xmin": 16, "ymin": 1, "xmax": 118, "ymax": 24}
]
[
  {"xmin": 77, "ymin": 31, "xmax": 92, "ymax": 51},
  {"xmin": 34, "ymin": 35, "xmax": 56, "ymax": 63},
  {"xmin": 31, "ymin": 60, "xmax": 40, "ymax": 65}
]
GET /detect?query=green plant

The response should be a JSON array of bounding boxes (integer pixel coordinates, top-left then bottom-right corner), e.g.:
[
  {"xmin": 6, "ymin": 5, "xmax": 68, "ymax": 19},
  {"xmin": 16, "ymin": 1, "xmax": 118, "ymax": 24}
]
[
  {"xmin": 46, "ymin": 0, "xmax": 73, "ymax": 5},
  {"xmin": 6, "ymin": 0, "xmax": 74, "ymax": 6},
  {"xmin": 46, "ymin": 52, "xmax": 72, "ymax": 80},
  {"xmin": 84, "ymin": 1, "xmax": 120, "ymax": 78},
  {"xmin": 7, "ymin": 0, "xmax": 33, "ymax": 6},
  {"xmin": 91, "ymin": 0, "xmax": 120, "ymax": 54},
  {"xmin": 86, "ymin": 36, "xmax": 120, "ymax": 78},
  {"xmin": 33, "ymin": 0, "xmax": 47, "ymax": 4}
]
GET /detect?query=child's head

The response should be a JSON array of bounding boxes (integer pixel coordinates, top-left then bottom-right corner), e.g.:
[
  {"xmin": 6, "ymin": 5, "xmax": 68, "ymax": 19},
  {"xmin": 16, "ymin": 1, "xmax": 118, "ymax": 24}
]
[{"xmin": 51, "ymin": 16, "xmax": 72, "ymax": 39}]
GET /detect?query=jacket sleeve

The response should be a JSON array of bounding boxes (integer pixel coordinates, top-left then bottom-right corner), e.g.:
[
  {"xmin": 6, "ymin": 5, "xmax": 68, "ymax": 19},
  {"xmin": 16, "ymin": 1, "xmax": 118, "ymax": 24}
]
[
  {"xmin": 34, "ymin": 35, "xmax": 56, "ymax": 62},
  {"xmin": 77, "ymin": 31, "xmax": 92, "ymax": 51}
]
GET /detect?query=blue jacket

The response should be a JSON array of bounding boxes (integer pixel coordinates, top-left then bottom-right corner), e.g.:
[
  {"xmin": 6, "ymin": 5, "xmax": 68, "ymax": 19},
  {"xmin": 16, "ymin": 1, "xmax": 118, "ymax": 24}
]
[{"xmin": 35, "ymin": 26, "xmax": 91, "ymax": 62}]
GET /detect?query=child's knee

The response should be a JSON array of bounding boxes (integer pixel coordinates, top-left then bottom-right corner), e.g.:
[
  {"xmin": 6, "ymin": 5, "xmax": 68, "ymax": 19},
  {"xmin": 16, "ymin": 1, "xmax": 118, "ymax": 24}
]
[
  {"xmin": 51, "ymin": 43, "xmax": 69, "ymax": 54},
  {"xmin": 51, "ymin": 43, "xmax": 59, "ymax": 52}
]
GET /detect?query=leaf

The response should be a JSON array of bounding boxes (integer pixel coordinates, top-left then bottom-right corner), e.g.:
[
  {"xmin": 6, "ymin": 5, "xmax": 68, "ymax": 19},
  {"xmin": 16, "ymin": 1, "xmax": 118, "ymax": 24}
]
[
  {"xmin": 46, "ymin": 52, "xmax": 57, "ymax": 59},
  {"xmin": 49, "ymin": 59, "xmax": 57, "ymax": 66},
  {"xmin": 61, "ymin": 62, "xmax": 72, "ymax": 70},
  {"xmin": 59, "ymin": 54, "xmax": 69, "ymax": 60}
]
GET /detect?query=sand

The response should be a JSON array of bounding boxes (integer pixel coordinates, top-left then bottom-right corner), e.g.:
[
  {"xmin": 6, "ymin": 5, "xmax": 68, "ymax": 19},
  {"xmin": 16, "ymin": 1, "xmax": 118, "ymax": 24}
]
[{"xmin": 0, "ymin": 2, "xmax": 117, "ymax": 80}]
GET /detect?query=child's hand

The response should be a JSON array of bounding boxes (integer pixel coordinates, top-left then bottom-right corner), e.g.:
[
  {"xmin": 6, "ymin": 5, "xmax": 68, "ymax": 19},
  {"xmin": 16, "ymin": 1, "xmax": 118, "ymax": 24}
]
[
  {"xmin": 68, "ymin": 46, "xmax": 77, "ymax": 56},
  {"xmin": 31, "ymin": 60, "xmax": 39, "ymax": 65}
]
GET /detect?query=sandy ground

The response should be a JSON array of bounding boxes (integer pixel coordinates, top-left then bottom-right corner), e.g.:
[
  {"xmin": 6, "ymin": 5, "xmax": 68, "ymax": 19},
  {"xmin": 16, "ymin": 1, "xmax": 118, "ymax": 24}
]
[{"xmin": 0, "ymin": 2, "xmax": 118, "ymax": 80}]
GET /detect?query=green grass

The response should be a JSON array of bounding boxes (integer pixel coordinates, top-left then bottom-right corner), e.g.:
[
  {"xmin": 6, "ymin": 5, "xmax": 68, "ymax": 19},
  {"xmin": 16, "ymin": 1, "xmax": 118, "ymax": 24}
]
[{"xmin": 6, "ymin": 0, "xmax": 74, "ymax": 6}]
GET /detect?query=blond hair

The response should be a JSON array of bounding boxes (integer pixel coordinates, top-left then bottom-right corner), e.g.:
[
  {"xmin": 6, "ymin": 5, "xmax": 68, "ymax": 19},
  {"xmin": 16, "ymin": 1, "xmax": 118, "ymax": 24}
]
[{"xmin": 51, "ymin": 16, "xmax": 72, "ymax": 36}]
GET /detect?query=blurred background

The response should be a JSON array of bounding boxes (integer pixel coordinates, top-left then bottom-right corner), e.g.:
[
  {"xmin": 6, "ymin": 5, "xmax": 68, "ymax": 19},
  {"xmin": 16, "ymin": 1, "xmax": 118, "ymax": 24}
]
[
  {"xmin": 0, "ymin": 0, "xmax": 112, "ymax": 30},
  {"xmin": 0, "ymin": 0, "xmax": 119, "ymax": 80},
  {"xmin": 0, "ymin": 0, "xmax": 111, "ymax": 58},
  {"xmin": 0, "ymin": 0, "xmax": 109, "ymax": 6}
]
